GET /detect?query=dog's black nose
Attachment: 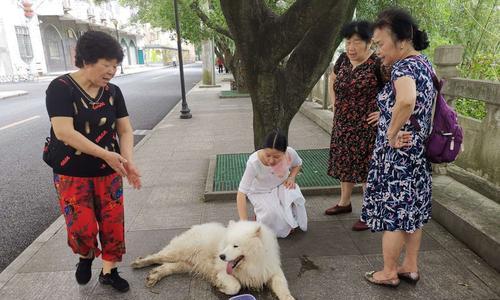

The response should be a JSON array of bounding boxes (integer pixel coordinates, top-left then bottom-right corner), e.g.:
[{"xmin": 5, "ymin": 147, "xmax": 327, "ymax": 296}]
[{"xmin": 219, "ymin": 254, "xmax": 226, "ymax": 261}]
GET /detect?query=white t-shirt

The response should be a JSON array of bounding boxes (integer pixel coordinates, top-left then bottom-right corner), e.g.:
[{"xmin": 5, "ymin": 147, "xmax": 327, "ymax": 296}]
[{"xmin": 238, "ymin": 147, "xmax": 302, "ymax": 194}]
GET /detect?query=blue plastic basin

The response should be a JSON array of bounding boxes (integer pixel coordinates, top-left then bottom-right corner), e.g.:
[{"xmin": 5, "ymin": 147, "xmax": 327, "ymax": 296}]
[{"xmin": 229, "ymin": 294, "xmax": 257, "ymax": 300}]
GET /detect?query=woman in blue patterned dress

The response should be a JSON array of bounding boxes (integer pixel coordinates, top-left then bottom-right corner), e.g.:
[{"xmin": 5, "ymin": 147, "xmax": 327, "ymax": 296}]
[{"xmin": 361, "ymin": 8, "xmax": 436, "ymax": 287}]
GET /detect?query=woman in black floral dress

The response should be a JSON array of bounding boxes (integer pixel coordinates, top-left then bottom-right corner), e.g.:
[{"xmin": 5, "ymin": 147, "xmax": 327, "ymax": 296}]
[{"xmin": 325, "ymin": 21, "xmax": 383, "ymax": 231}]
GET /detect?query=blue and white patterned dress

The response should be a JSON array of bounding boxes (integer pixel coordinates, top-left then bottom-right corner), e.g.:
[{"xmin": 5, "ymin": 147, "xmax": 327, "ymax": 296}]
[{"xmin": 360, "ymin": 55, "xmax": 437, "ymax": 233}]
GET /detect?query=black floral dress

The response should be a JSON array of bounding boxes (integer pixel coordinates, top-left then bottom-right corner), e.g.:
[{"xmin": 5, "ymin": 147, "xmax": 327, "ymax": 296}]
[{"xmin": 327, "ymin": 52, "xmax": 380, "ymax": 183}]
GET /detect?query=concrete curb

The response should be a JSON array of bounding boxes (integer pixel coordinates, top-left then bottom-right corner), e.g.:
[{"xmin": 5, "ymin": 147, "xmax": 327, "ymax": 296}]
[
  {"xmin": 432, "ymin": 175, "xmax": 500, "ymax": 272},
  {"xmin": 446, "ymin": 164, "xmax": 500, "ymax": 203},
  {"xmin": 433, "ymin": 198, "xmax": 500, "ymax": 272},
  {"xmin": 219, "ymin": 92, "xmax": 250, "ymax": 99},
  {"xmin": 0, "ymin": 216, "xmax": 65, "ymax": 290},
  {"xmin": 115, "ymin": 65, "xmax": 170, "ymax": 79},
  {"xmin": 36, "ymin": 65, "xmax": 171, "ymax": 83},
  {"xmin": 299, "ymin": 101, "xmax": 332, "ymax": 134},
  {"xmin": 0, "ymin": 90, "xmax": 28, "ymax": 100},
  {"xmin": 199, "ymin": 84, "xmax": 222, "ymax": 88}
]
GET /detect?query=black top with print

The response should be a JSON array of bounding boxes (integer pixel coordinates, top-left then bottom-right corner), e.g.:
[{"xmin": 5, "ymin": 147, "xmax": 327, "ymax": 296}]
[{"xmin": 45, "ymin": 74, "xmax": 129, "ymax": 177}]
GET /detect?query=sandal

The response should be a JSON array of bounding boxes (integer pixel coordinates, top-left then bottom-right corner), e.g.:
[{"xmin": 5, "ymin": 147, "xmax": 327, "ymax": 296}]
[
  {"xmin": 398, "ymin": 271, "xmax": 420, "ymax": 284},
  {"xmin": 364, "ymin": 271, "xmax": 400, "ymax": 288}
]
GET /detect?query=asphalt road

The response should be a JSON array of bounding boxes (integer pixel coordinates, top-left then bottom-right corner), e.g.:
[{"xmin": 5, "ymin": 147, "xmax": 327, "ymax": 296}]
[{"xmin": 0, "ymin": 63, "xmax": 202, "ymax": 271}]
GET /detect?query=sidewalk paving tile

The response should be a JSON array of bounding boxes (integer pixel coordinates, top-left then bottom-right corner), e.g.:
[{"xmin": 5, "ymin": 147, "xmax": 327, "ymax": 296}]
[
  {"xmin": 200, "ymin": 201, "xmax": 244, "ymax": 224},
  {"xmin": 449, "ymin": 248, "xmax": 500, "ymax": 296},
  {"xmin": 0, "ymin": 270, "xmax": 98, "ymax": 300},
  {"xmin": 279, "ymin": 221, "xmax": 360, "ymax": 258},
  {"xmin": 339, "ymin": 220, "xmax": 443, "ymax": 255},
  {"xmin": 130, "ymin": 203, "xmax": 203, "ymax": 231},
  {"xmin": 365, "ymin": 250, "xmax": 499, "ymax": 299},
  {"xmin": 92, "ymin": 267, "xmax": 191, "ymax": 300},
  {"xmin": 422, "ymin": 219, "xmax": 468, "ymax": 249},
  {"xmin": 19, "ymin": 228, "xmax": 72, "ymax": 273},
  {"xmin": 122, "ymin": 229, "xmax": 187, "ymax": 268}
]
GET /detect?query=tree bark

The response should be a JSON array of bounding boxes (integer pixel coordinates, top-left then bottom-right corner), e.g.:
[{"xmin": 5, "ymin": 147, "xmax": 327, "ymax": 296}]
[{"xmin": 220, "ymin": 0, "xmax": 357, "ymax": 149}]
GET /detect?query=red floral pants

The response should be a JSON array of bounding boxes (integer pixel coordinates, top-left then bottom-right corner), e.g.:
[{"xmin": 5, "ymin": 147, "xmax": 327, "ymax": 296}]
[{"xmin": 53, "ymin": 173, "xmax": 125, "ymax": 262}]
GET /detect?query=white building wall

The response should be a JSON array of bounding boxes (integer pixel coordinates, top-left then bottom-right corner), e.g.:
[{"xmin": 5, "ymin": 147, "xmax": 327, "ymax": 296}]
[
  {"xmin": 36, "ymin": 0, "xmax": 65, "ymax": 16},
  {"xmin": 0, "ymin": 0, "xmax": 196, "ymax": 76},
  {"xmin": 0, "ymin": 0, "xmax": 47, "ymax": 76}
]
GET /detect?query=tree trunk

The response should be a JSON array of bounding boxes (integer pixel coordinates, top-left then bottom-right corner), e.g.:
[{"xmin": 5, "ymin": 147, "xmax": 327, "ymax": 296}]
[
  {"xmin": 230, "ymin": 51, "xmax": 248, "ymax": 93},
  {"xmin": 221, "ymin": 0, "xmax": 356, "ymax": 149}
]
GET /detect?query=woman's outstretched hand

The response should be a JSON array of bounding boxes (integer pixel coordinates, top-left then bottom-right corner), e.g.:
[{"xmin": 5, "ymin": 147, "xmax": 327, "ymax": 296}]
[{"xmin": 124, "ymin": 161, "xmax": 142, "ymax": 189}]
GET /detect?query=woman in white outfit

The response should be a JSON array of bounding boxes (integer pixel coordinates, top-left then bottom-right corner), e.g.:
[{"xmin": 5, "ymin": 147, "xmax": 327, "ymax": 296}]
[{"xmin": 236, "ymin": 131, "xmax": 308, "ymax": 238}]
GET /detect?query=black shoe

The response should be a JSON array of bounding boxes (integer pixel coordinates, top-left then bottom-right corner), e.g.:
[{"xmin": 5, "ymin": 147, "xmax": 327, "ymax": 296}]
[
  {"xmin": 99, "ymin": 268, "xmax": 130, "ymax": 292},
  {"xmin": 75, "ymin": 257, "xmax": 94, "ymax": 285}
]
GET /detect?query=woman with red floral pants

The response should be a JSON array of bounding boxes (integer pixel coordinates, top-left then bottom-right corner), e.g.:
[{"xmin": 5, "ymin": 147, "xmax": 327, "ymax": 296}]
[
  {"xmin": 45, "ymin": 31, "xmax": 141, "ymax": 293},
  {"xmin": 54, "ymin": 174, "xmax": 126, "ymax": 262}
]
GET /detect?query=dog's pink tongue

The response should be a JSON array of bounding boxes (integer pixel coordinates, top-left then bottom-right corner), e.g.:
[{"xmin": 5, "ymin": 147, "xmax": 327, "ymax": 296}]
[{"xmin": 226, "ymin": 262, "xmax": 233, "ymax": 275}]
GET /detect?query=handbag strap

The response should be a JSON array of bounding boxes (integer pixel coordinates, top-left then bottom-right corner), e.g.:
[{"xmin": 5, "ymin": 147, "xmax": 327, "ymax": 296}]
[{"xmin": 395, "ymin": 55, "xmax": 439, "ymax": 132}]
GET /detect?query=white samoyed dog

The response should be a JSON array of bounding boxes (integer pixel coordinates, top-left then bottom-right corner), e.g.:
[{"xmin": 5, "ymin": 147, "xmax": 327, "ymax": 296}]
[{"xmin": 131, "ymin": 220, "xmax": 295, "ymax": 300}]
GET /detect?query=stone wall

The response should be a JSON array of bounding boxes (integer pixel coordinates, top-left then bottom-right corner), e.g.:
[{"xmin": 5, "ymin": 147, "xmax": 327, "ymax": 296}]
[{"xmin": 437, "ymin": 51, "xmax": 500, "ymax": 200}]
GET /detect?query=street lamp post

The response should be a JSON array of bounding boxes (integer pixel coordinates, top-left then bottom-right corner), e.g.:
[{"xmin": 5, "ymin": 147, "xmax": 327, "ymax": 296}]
[
  {"xmin": 174, "ymin": 0, "xmax": 191, "ymax": 119},
  {"xmin": 111, "ymin": 19, "xmax": 124, "ymax": 75}
]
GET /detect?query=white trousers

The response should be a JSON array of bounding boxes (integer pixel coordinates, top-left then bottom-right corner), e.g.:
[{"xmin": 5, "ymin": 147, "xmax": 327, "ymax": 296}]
[{"xmin": 248, "ymin": 184, "xmax": 308, "ymax": 238}]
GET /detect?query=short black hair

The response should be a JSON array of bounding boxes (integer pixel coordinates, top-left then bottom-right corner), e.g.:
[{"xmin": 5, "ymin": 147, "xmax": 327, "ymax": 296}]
[
  {"xmin": 262, "ymin": 130, "xmax": 288, "ymax": 152},
  {"xmin": 373, "ymin": 8, "xmax": 429, "ymax": 50},
  {"xmin": 340, "ymin": 20, "xmax": 373, "ymax": 43},
  {"xmin": 75, "ymin": 31, "xmax": 124, "ymax": 68}
]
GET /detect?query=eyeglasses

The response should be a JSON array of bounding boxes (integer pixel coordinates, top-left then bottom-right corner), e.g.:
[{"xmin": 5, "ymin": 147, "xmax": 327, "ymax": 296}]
[{"xmin": 371, "ymin": 44, "xmax": 380, "ymax": 52}]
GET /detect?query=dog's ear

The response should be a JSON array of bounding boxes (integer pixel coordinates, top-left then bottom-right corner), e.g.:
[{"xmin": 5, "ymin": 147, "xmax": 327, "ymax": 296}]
[
  {"xmin": 228, "ymin": 220, "xmax": 236, "ymax": 227},
  {"xmin": 253, "ymin": 226, "xmax": 261, "ymax": 238}
]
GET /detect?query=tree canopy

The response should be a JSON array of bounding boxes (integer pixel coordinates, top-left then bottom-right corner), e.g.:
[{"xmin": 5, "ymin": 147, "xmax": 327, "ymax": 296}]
[
  {"xmin": 118, "ymin": 0, "xmax": 498, "ymax": 133},
  {"xmin": 356, "ymin": 0, "xmax": 499, "ymax": 80}
]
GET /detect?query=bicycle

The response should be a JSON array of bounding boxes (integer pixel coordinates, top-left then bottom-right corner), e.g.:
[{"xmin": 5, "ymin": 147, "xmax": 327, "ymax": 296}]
[{"xmin": 12, "ymin": 65, "xmax": 38, "ymax": 83}]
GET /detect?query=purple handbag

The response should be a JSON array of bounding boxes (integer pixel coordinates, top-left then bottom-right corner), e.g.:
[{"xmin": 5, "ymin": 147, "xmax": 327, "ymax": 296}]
[{"xmin": 407, "ymin": 56, "xmax": 464, "ymax": 163}]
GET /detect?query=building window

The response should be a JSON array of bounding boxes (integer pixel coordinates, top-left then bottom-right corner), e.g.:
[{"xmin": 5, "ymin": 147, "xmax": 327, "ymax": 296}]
[
  {"xmin": 15, "ymin": 26, "xmax": 33, "ymax": 63},
  {"xmin": 47, "ymin": 41, "xmax": 61, "ymax": 59}
]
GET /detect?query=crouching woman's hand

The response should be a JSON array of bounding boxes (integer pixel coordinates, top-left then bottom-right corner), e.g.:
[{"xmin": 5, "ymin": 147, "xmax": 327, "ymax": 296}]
[{"xmin": 283, "ymin": 175, "xmax": 296, "ymax": 189}]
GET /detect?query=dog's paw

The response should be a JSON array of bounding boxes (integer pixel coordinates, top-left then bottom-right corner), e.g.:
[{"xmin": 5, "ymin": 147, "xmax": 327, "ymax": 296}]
[
  {"xmin": 130, "ymin": 257, "xmax": 144, "ymax": 268},
  {"xmin": 219, "ymin": 281, "xmax": 241, "ymax": 295},
  {"xmin": 145, "ymin": 272, "xmax": 159, "ymax": 288}
]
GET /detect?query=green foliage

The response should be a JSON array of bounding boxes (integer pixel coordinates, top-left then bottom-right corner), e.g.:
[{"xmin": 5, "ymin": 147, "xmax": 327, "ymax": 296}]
[
  {"xmin": 120, "ymin": 0, "xmax": 296, "ymax": 44},
  {"xmin": 460, "ymin": 52, "xmax": 499, "ymax": 81},
  {"xmin": 120, "ymin": 0, "xmax": 223, "ymax": 44},
  {"xmin": 455, "ymin": 98, "xmax": 487, "ymax": 120}
]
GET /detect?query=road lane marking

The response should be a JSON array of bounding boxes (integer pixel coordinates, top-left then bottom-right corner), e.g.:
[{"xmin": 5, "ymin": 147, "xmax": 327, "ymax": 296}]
[
  {"xmin": 133, "ymin": 129, "xmax": 151, "ymax": 136},
  {"xmin": 0, "ymin": 115, "xmax": 40, "ymax": 131}
]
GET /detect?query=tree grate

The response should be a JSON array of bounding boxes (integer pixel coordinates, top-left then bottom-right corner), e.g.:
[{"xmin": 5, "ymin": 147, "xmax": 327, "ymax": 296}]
[{"xmin": 213, "ymin": 148, "xmax": 340, "ymax": 192}]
